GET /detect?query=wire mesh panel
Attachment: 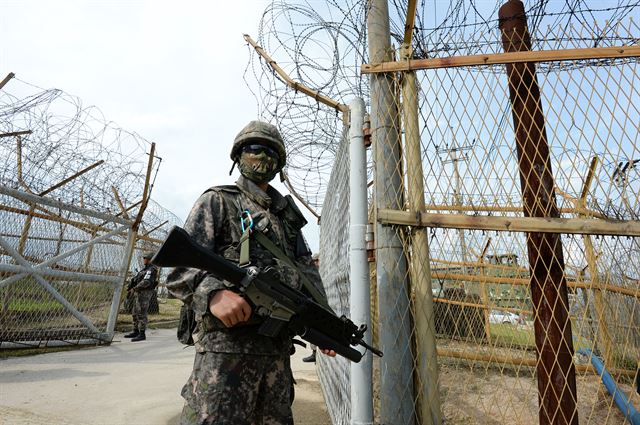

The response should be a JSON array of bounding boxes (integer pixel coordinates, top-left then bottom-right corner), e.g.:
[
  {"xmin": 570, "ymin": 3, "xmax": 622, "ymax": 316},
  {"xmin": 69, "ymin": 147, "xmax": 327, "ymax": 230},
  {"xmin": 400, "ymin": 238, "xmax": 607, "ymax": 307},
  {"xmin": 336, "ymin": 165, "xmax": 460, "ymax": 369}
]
[
  {"xmin": 371, "ymin": 11, "xmax": 640, "ymax": 425},
  {"xmin": 245, "ymin": 1, "xmax": 640, "ymax": 424},
  {"xmin": 0, "ymin": 79, "xmax": 182, "ymax": 348},
  {"xmin": 317, "ymin": 123, "xmax": 353, "ymax": 425},
  {"xmin": 0, "ymin": 187, "xmax": 132, "ymax": 347}
]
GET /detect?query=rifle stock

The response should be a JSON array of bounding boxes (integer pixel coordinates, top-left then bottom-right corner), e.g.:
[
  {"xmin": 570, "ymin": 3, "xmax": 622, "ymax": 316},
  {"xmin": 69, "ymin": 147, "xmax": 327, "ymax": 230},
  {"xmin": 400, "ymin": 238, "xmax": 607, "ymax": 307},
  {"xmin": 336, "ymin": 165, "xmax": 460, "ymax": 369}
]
[{"xmin": 153, "ymin": 226, "xmax": 382, "ymax": 363}]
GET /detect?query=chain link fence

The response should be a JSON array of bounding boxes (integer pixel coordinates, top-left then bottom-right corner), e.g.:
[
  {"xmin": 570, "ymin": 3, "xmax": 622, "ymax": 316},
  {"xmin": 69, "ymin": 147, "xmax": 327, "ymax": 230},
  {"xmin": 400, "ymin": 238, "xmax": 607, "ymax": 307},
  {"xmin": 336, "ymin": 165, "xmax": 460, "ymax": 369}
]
[
  {"xmin": 247, "ymin": 1, "xmax": 640, "ymax": 424},
  {"xmin": 368, "ymin": 5, "xmax": 639, "ymax": 425},
  {"xmin": 317, "ymin": 122, "xmax": 354, "ymax": 423},
  {"xmin": 0, "ymin": 77, "xmax": 182, "ymax": 348}
]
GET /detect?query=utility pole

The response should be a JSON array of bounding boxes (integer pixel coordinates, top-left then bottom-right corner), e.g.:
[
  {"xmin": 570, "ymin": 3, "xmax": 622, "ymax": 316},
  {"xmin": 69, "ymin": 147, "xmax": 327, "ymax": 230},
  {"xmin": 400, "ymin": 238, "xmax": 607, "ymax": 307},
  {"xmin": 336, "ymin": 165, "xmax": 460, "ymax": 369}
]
[
  {"xmin": 437, "ymin": 138, "xmax": 475, "ymax": 294},
  {"xmin": 613, "ymin": 159, "xmax": 639, "ymax": 219}
]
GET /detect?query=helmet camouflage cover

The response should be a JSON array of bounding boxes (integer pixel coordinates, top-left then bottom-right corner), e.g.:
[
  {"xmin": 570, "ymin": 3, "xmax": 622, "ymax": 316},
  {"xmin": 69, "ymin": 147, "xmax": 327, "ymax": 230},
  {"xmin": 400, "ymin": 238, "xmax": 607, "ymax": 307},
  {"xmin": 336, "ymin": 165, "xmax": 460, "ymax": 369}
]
[{"xmin": 231, "ymin": 120, "xmax": 286, "ymax": 171}]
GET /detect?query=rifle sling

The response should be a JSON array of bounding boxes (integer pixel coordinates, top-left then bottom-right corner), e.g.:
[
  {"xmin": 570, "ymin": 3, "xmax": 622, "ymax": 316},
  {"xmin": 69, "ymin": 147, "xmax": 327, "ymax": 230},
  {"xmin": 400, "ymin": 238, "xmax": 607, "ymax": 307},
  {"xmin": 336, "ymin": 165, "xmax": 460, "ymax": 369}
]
[
  {"xmin": 252, "ymin": 230, "xmax": 331, "ymax": 310},
  {"xmin": 238, "ymin": 228, "xmax": 251, "ymax": 267}
]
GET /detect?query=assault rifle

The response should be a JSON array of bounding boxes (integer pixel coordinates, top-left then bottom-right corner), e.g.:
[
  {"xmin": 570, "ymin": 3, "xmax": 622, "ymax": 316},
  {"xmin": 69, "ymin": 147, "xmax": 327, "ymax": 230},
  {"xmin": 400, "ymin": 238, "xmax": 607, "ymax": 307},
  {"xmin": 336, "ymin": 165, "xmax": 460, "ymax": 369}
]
[{"xmin": 152, "ymin": 226, "xmax": 382, "ymax": 363}]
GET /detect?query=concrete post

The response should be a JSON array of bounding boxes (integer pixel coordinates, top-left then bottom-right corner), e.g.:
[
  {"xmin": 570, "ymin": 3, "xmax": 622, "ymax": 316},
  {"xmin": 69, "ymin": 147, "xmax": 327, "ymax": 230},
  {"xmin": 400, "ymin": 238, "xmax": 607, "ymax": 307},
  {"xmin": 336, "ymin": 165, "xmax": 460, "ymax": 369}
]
[{"xmin": 368, "ymin": 0, "xmax": 415, "ymax": 423}]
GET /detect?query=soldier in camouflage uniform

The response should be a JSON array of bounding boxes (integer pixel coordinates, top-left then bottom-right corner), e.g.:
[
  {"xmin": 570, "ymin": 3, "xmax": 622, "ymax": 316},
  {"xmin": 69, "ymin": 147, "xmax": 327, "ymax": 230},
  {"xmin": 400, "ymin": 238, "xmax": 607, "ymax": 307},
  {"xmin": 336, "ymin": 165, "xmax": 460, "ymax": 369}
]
[
  {"xmin": 124, "ymin": 252, "xmax": 159, "ymax": 342},
  {"xmin": 165, "ymin": 120, "xmax": 334, "ymax": 425}
]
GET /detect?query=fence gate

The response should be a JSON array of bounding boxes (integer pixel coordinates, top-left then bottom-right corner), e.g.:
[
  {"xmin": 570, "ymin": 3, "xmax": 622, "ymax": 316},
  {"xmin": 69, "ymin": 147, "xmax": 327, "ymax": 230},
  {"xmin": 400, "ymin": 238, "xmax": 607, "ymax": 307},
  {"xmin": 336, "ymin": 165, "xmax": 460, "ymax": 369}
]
[{"xmin": 0, "ymin": 186, "xmax": 134, "ymax": 348}]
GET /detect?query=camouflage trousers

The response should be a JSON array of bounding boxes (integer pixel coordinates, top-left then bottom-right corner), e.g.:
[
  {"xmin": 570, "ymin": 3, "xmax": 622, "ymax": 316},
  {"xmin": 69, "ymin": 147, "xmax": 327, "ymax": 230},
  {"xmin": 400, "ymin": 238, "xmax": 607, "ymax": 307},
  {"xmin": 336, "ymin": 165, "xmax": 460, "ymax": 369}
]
[
  {"xmin": 179, "ymin": 351, "xmax": 293, "ymax": 425},
  {"xmin": 131, "ymin": 290, "xmax": 153, "ymax": 332}
]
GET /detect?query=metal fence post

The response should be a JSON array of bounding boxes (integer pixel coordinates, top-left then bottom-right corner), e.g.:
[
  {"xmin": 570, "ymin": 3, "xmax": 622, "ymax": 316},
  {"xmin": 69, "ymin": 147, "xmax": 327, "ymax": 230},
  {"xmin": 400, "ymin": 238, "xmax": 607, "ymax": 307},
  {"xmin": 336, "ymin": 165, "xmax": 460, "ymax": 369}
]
[
  {"xmin": 349, "ymin": 98, "xmax": 374, "ymax": 425},
  {"xmin": 499, "ymin": 1, "xmax": 578, "ymax": 424},
  {"xmin": 368, "ymin": 0, "xmax": 414, "ymax": 422},
  {"xmin": 106, "ymin": 228, "xmax": 137, "ymax": 337}
]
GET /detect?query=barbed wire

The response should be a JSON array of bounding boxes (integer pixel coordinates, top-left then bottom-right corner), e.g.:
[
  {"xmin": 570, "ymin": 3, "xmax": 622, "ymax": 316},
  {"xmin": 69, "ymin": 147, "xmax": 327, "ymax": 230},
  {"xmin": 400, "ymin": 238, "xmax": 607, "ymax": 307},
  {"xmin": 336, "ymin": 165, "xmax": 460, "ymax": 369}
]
[
  {"xmin": 0, "ymin": 77, "xmax": 181, "ymax": 240},
  {"xmin": 245, "ymin": 0, "xmax": 639, "ymax": 214}
]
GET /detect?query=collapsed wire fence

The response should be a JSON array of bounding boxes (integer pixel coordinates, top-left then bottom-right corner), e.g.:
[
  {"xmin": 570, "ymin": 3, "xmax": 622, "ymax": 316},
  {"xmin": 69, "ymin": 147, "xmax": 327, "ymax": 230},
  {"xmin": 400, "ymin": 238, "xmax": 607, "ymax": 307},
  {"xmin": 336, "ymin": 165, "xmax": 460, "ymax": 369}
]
[
  {"xmin": 246, "ymin": 0, "xmax": 640, "ymax": 424},
  {"xmin": 0, "ymin": 76, "xmax": 182, "ymax": 348}
]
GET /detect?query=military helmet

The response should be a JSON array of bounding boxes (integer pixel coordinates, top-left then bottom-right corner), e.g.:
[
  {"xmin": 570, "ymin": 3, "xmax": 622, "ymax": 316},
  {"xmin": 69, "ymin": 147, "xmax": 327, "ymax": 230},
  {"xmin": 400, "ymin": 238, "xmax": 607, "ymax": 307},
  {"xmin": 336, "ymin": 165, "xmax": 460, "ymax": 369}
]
[
  {"xmin": 142, "ymin": 251, "xmax": 154, "ymax": 260},
  {"xmin": 231, "ymin": 120, "xmax": 286, "ymax": 170}
]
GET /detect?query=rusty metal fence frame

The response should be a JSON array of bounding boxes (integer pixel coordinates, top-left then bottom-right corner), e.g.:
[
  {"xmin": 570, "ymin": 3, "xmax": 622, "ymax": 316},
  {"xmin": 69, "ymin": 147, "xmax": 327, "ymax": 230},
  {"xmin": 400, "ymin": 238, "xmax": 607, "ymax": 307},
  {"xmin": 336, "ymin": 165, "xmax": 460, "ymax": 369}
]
[
  {"xmin": 362, "ymin": 1, "xmax": 640, "ymax": 424},
  {"xmin": 0, "ymin": 185, "xmax": 136, "ymax": 348},
  {"xmin": 0, "ymin": 77, "xmax": 181, "ymax": 349},
  {"xmin": 244, "ymin": 1, "xmax": 640, "ymax": 423}
]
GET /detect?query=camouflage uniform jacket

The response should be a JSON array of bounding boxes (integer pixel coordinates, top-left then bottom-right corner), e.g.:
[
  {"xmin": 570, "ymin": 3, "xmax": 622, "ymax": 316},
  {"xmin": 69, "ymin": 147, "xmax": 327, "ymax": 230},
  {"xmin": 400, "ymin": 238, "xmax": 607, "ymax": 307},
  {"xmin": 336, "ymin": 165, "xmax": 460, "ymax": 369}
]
[
  {"xmin": 127, "ymin": 263, "xmax": 159, "ymax": 292},
  {"xmin": 166, "ymin": 175, "xmax": 326, "ymax": 355}
]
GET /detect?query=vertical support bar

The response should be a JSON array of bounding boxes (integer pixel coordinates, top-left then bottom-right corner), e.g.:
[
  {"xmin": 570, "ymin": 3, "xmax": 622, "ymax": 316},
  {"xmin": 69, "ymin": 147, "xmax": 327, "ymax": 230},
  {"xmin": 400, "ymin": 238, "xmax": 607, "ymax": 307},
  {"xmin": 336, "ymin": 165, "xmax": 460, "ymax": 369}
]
[
  {"xmin": 133, "ymin": 142, "xmax": 156, "ymax": 231},
  {"xmin": 6, "ymin": 133, "xmax": 27, "ymax": 315},
  {"xmin": 402, "ymin": 71, "xmax": 442, "ymax": 424},
  {"xmin": 479, "ymin": 238, "xmax": 493, "ymax": 341},
  {"xmin": 17, "ymin": 206, "xmax": 35, "ymax": 255},
  {"xmin": 499, "ymin": 2, "xmax": 578, "ymax": 424},
  {"xmin": 368, "ymin": 0, "xmax": 414, "ymax": 423},
  {"xmin": 583, "ymin": 234, "xmax": 613, "ymax": 362},
  {"xmin": 16, "ymin": 135, "xmax": 23, "ymax": 185},
  {"xmin": 349, "ymin": 98, "xmax": 374, "ymax": 425},
  {"xmin": 83, "ymin": 229, "xmax": 99, "ymax": 271},
  {"xmin": 578, "ymin": 157, "xmax": 613, "ymax": 367},
  {"xmin": 106, "ymin": 228, "xmax": 136, "ymax": 335},
  {"xmin": 12, "ymin": 202, "xmax": 35, "ymax": 314}
]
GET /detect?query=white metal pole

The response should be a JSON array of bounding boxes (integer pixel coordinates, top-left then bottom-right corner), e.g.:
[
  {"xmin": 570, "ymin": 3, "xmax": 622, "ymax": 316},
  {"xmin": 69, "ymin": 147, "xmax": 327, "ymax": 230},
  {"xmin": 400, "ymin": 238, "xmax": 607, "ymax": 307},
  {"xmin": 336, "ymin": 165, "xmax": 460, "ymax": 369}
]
[{"xmin": 349, "ymin": 97, "xmax": 373, "ymax": 425}]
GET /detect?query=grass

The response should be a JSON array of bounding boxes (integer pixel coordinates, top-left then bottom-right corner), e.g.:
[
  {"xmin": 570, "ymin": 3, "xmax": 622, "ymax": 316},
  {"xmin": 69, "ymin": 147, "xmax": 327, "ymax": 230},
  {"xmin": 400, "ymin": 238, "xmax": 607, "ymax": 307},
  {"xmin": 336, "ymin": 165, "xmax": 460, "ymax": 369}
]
[
  {"xmin": 116, "ymin": 297, "xmax": 182, "ymax": 331},
  {"xmin": 7, "ymin": 299, "xmax": 66, "ymax": 313},
  {"xmin": 490, "ymin": 323, "xmax": 536, "ymax": 349}
]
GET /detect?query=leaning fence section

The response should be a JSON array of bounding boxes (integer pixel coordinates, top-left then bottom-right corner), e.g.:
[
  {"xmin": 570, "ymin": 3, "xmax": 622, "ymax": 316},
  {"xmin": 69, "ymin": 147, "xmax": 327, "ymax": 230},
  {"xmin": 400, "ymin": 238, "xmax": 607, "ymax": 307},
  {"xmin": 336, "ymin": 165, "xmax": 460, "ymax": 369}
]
[
  {"xmin": 0, "ymin": 187, "xmax": 134, "ymax": 347},
  {"xmin": 0, "ymin": 77, "xmax": 181, "ymax": 348}
]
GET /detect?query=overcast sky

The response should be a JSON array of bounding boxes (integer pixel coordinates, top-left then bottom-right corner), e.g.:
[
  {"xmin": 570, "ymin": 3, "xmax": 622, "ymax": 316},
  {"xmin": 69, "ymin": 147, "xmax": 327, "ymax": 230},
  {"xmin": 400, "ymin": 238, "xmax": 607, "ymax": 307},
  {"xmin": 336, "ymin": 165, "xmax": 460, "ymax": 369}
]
[{"xmin": 1, "ymin": 0, "xmax": 323, "ymax": 251}]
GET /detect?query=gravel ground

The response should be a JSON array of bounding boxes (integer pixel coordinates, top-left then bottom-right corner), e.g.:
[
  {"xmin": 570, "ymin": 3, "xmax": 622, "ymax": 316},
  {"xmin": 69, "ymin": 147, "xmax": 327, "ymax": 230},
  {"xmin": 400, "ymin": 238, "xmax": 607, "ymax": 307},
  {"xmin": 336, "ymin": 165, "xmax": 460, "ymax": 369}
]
[{"xmin": 0, "ymin": 328, "xmax": 331, "ymax": 425}]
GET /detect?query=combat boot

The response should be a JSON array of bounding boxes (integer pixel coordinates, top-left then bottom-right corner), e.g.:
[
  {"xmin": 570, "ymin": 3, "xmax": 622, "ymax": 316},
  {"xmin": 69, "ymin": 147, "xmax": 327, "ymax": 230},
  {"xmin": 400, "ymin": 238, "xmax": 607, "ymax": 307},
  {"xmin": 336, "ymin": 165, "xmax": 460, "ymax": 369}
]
[
  {"xmin": 131, "ymin": 331, "xmax": 146, "ymax": 342},
  {"xmin": 124, "ymin": 329, "xmax": 139, "ymax": 338}
]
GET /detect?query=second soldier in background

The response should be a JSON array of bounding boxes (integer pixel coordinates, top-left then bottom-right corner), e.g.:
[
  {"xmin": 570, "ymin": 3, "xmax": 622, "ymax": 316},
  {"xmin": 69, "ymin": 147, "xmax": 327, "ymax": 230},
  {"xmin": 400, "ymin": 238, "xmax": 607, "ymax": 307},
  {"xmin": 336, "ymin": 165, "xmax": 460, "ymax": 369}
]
[{"xmin": 124, "ymin": 251, "xmax": 159, "ymax": 342}]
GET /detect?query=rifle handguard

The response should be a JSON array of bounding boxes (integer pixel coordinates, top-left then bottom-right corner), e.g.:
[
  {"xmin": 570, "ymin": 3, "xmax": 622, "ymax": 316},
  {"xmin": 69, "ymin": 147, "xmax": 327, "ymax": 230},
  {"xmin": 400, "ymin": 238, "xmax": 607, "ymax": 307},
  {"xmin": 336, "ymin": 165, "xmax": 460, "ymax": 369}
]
[{"xmin": 294, "ymin": 323, "xmax": 363, "ymax": 362}]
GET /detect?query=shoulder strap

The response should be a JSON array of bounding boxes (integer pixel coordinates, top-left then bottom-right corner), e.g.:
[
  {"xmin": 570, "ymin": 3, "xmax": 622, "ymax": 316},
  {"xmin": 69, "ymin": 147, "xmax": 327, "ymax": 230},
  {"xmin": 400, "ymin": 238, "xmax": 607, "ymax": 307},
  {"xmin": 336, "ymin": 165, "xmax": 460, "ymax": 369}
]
[
  {"xmin": 238, "ymin": 210, "xmax": 252, "ymax": 267},
  {"xmin": 202, "ymin": 184, "xmax": 251, "ymax": 266},
  {"xmin": 230, "ymin": 189, "xmax": 330, "ymax": 311},
  {"xmin": 253, "ymin": 231, "xmax": 330, "ymax": 310}
]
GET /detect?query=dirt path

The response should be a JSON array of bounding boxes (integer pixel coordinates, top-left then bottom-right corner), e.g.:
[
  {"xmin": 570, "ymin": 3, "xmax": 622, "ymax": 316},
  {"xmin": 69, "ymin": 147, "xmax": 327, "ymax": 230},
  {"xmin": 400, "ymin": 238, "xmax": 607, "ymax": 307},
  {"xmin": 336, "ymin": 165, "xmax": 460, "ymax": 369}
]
[{"xmin": 0, "ymin": 328, "xmax": 331, "ymax": 425}]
